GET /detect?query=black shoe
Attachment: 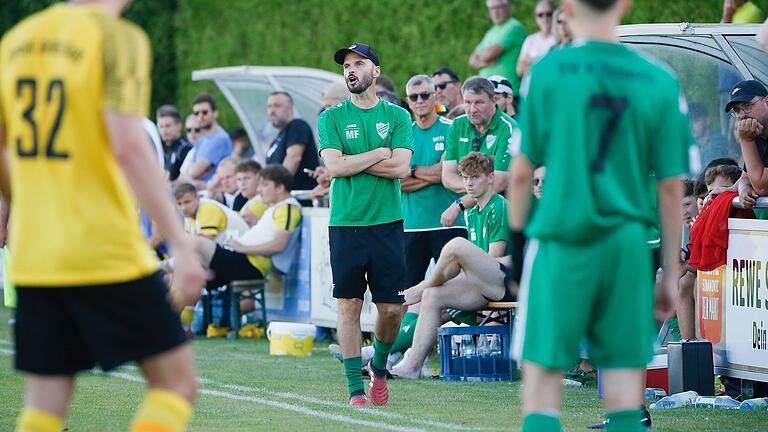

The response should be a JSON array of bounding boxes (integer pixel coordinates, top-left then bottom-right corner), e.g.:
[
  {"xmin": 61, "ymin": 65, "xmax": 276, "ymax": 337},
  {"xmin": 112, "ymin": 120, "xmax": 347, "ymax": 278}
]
[{"xmin": 586, "ymin": 406, "xmax": 652, "ymax": 429}]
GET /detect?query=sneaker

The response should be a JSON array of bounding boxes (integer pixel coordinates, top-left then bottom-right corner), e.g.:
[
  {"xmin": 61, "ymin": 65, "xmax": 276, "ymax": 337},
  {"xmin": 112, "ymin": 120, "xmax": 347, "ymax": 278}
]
[
  {"xmin": 587, "ymin": 406, "xmax": 652, "ymax": 430},
  {"xmin": 349, "ymin": 394, "xmax": 368, "ymax": 407},
  {"xmin": 239, "ymin": 324, "xmax": 260, "ymax": 338},
  {"xmin": 367, "ymin": 361, "xmax": 389, "ymax": 406},
  {"xmin": 206, "ymin": 324, "xmax": 230, "ymax": 338}
]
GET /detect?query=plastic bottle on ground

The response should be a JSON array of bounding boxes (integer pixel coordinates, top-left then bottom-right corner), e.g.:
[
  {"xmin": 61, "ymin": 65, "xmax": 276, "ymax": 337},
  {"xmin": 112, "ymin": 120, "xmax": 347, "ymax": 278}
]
[
  {"xmin": 649, "ymin": 390, "xmax": 699, "ymax": 409},
  {"xmin": 740, "ymin": 397, "xmax": 768, "ymax": 411},
  {"xmin": 645, "ymin": 388, "xmax": 667, "ymax": 401}
]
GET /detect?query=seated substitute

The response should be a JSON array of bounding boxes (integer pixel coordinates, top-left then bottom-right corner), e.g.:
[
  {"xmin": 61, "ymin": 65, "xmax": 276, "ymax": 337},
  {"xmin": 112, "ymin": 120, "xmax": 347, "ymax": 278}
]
[
  {"xmin": 235, "ymin": 159, "xmax": 269, "ymax": 226},
  {"xmin": 391, "ymin": 151, "xmax": 514, "ymax": 379},
  {"xmin": 174, "ymin": 182, "xmax": 248, "ymax": 243}
]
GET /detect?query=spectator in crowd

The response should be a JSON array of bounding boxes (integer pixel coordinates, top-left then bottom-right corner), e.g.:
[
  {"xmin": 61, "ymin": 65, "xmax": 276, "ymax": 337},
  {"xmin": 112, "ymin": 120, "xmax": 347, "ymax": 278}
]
[
  {"xmin": 206, "ymin": 157, "xmax": 246, "ymax": 210},
  {"xmin": 173, "ymin": 182, "xmax": 248, "ymax": 244},
  {"xmin": 488, "ymin": 74, "xmax": 516, "ymax": 117},
  {"xmin": 432, "ymin": 67, "xmax": 464, "ymax": 115},
  {"xmin": 682, "ymin": 179, "xmax": 699, "ymax": 227},
  {"xmin": 187, "ymin": 93, "xmax": 233, "ymax": 182},
  {"xmin": 532, "ymin": 166, "xmax": 545, "ymax": 199},
  {"xmin": 516, "ymin": 0, "xmax": 557, "ymax": 78},
  {"xmin": 447, "ymin": 105, "xmax": 466, "ymax": 120},
  {"xmin": 236, "ymin": 159, "xmax": 269, "ymax": 226},
  {"xmin": 689, "ymin": 103, "xmax": 730, "ymax": 166},
  {"xmin": 265, "ymin": 92, "xmax": 319, "ymax": 201},
  {"xmin": 391, "ymin": 152, "xmax": 513, "ymax": 379},
  {"xmin": 230, "ymin": 128, "xmax": 255, "ymax": 161},
  {"xmin": 552, "ymin": 7, "xmax": 573, "ymax": 48},
  {"xmin": 376, "ymin": 75, "xmax": 397, "ymax": 94},
  {"xmin": 377, "ymin": 89, "xmax": 408, "ymax": 111},
  {"xmin": 440, "ymin": 77, "xmax": 517, "ymax": 227},
  {"xmin": 722, "ymin": 0, "xmax": 764, "ymax": 23},
  {"xmin": 319, "ymin": 42, "xmax": 413, "ymax": 407},
  {"xmin": 725, "ymin": 80, "xmax": 768, "ymax": 207},
  {"xmin": 156, "ymin": 105, "xmax": 192, "ymax": 182},
  {"xmin": 469, "ymin": 0, "xmax": 527, "ymax": 93},
  {"xmin": 321, "ymin": 81, "xmax": 351, "ymax": 111}
]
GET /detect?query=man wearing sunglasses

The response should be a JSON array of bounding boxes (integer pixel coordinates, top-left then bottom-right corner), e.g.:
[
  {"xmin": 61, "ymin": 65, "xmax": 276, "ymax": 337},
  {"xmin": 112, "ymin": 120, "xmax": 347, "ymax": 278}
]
[
  {"xmin": 469, "ymin": 0, "xmax": 527, "ymax": 94},
  {"xmin": 186, "ymin": 93, "xmax": 233, "ymax": 183},
  {"xmin": 440, "ymin": 76, "xmax": 518, "ymax": 227},
  {"xmin": 432, "ymin": 67, "xmax": 464, "ymax": 115},
  {"xmin": 517, "ymin": 0, "xmax": 557, "ymax": 78},
  {"xmin": 725, "ymin": 79, "xmax": 768, "ymax": 207}
]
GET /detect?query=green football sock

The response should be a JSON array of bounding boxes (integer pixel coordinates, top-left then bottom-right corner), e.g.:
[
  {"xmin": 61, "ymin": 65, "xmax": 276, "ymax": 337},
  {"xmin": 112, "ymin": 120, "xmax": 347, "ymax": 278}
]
[
  {"xmin": 372, "ymin": 336, "xmax": 393, "ymax": 374},
  {"xmin": 606, "ymin": 409, "xmax": 645, "ymax": 432},
  {"xmin": 389, "ymin": 312, "xmax": 418, "ymax": 354},
  {"xmin": 521, "ymin": 413, "xmax": 560, "ymax": 432},
  {"xmin": 343, "ymin": 356, "xmax": 364, "ymax": 397}
]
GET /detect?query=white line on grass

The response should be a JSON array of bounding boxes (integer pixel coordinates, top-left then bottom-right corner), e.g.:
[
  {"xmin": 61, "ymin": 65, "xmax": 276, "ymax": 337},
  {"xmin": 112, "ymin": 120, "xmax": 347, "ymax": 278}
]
[{"xmin": 0, "ymin": 339, "xmax": 12, "ymax": 346}]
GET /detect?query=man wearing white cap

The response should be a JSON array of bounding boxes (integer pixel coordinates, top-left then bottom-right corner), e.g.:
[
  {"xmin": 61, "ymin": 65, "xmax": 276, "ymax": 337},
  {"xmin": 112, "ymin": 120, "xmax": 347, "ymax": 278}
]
[{"xmin": 488, "ymin": 75, "xmax": 516, "ymax": 117}]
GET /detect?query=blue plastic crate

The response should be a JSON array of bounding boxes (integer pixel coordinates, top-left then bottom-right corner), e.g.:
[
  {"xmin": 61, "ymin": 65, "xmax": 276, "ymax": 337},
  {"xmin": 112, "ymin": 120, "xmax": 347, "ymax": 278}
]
[{"xmin": 437, "ymin": 325, "xmax": 518, "ymax": 382}]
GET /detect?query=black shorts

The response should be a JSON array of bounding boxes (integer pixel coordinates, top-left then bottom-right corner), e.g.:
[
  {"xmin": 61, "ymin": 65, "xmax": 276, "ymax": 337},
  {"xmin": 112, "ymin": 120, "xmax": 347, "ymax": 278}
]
[
  {"xmin": 404, "ymin": 228, "xmax": 466, "ymax": 287},
  {"xmin": 14, "ymin": 272, "xmax": 186, "ymax": 375},
  {"xmin": 208, "ymin": 245, "xmax": 264, "ymax": 290},
  {"xmin": 495, "ymin": 262, "xmax": 517, "ymax": 302},
  {"xmin": 329, "ymin": 221, "xmax": 406, "ymax": 304}
]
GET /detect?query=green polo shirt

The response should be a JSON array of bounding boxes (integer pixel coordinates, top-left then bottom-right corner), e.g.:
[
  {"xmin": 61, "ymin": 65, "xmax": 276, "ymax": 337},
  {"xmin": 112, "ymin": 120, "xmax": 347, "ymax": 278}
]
[
  {"xmin": 318, "ymin": 99, "xmax": 414, "ymax": 226},
  {"xmin": 474, "ymin": 17, "xmax": 527, "ymax": 92},
  {"xmin": 445, "ymin": 107, "xmax": 517, "ymax": 171},
  {"xmin": 465, "ymin": 193, "xmax": 509, "ymax": 253}
]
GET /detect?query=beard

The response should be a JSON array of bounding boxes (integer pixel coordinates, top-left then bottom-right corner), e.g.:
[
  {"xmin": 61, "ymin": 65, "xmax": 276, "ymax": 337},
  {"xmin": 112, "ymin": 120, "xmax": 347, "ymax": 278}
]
[{"xmin": 346, "ymin": 70, "xmax": 374, "ymax": 94}]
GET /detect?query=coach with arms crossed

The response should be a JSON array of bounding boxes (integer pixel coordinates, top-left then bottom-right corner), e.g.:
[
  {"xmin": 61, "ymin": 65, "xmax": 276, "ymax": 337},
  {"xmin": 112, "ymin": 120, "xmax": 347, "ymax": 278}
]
[{"xmin": 318, "ymin": 43, "xmax": 413, "ymax": 407}]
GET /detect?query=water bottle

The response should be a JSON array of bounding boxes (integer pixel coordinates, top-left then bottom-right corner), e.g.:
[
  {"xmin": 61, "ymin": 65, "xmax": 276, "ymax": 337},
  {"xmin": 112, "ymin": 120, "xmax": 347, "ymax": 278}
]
[
  {"xmin": 460, "ymin": 334, "xmax": 476, "ymax": 357},
  {"xmin": 477, "ymin": 334, "xmax": 490, "ymax": 357},
  {"xmin": 740, "ymin": 397, "xmax": 768, "ymax": 411},
  {"xmin": 190, "ymin": 300, "xmax": 205, "ymax": 335},
  {"xmin": 645, "ymin": 388, "xmax": 667, "ymax": 401},
  {"xmin": 714, "ymin": 396, "xmax": 741, "ymax": 409},
  {"xmin": 488, "ymin": 334, "xmax": 502, "ymax": 356},
  {"xmin": 649, "ymin": 390, "xmax": 698, "ymax": 409},
  {"xmin": 694, "ymin": 396, "xmax": 716, "ymax": 408},
  {"xmin": 741, "ymin": 379, "xmax": 755, "ymax": 399},
  {"xmin": 451, "ymin": 335, "xmax": 461, "ymax": 358}
]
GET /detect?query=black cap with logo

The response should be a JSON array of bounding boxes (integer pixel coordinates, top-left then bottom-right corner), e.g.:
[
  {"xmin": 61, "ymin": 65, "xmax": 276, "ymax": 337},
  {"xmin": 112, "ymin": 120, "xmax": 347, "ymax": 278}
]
[
  {"xmin": 334, "ymin": 43, "xmax": 380, "ymax": 67},
  {"xmin": 725, "ymin": 79, "xmax": 768, "ymax": 112}
]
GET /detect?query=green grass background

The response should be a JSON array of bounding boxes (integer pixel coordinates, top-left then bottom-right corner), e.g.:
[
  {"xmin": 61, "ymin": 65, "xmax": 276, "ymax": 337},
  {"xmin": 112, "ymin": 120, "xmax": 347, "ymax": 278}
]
[
  {"xmin": 3, "ymin": 0, "xmax": 768, "ymax": 130},
  {"xmin": 1, "ymin": 306, "xmax": 767, "ymax": 431}
]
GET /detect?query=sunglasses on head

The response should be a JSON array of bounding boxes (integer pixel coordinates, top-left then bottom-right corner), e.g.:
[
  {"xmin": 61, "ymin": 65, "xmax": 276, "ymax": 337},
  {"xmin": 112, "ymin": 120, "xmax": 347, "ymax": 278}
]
[
  {"xmin": 192, "ymin": 109, "xmax": 210, "ymax": 116},
  {"xmin": 471, "ymin": 138, "xmax": 481, "ymax": 151},
  {"xmin": 186, "ymin": 127, "xmax": 201, "ymax": 133},
  {"xmin": 407, "ymin": 92, "xmax": 434, "ymax": 102},
  {"xmin": 537, "ymin": 11, "xmax": 553, "ymax": 18},
  {"xmin": 435, "ymin": 81, "xmax": 458, "ymax": 90}
]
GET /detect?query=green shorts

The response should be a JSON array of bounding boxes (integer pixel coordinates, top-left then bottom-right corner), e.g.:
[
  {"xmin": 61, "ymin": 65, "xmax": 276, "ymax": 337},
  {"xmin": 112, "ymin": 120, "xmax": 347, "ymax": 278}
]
[{"xmin": 518, "ymin": 222, "xmax": 655, "ymax": 370}]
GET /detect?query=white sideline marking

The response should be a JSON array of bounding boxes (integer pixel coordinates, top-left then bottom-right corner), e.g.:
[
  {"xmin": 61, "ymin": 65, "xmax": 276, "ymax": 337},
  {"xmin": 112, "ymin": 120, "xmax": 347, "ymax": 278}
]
[
  {"xmin": 0, "ymin": 350, "xmax": 487, "ymax": 431},
  {"xmin": 0, "ymin": 339, "xmax": 12, "ymax": 346}
]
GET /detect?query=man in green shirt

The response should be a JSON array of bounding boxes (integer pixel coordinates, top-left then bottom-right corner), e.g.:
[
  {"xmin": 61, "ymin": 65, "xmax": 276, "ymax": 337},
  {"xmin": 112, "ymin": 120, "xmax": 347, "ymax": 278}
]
[
  {"xmin": 507, "ymin": 1, "xmax": 690, "ymax": 431},
  {"xmin": 318, "ymin": 43, "xmax": 413, "ymax": 408},
  {"xmin": 392, "ymin": 152, "xmax": 513, "ymax": 379},
  {"xmin": 469, "ymin": 0, "xmax": 527, "ymax": 93},
  {"xmin": 441, "ymin": 77, "xmax": 518, "ymax": 227}
]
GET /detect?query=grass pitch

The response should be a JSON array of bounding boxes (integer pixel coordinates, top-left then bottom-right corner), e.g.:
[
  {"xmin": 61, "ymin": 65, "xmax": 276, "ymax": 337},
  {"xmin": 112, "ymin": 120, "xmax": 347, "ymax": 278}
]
[{"xmin": 0, "ymin": 306, "xmax": 766, "ymax": 431}]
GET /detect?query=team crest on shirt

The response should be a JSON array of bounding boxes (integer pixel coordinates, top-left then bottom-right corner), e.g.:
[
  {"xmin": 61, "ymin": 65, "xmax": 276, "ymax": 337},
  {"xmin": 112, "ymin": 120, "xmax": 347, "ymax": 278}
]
[
  {"xmin": 486, "ymin": 134, "xmax": 496, "ymax": 149},
  {"xmin": 376, "ymin": 122, "xmax": 389, "ymax": 139}
]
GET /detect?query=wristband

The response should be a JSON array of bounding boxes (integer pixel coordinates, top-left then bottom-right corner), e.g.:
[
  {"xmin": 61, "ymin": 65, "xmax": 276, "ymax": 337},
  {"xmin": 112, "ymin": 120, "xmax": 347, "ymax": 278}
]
[
  {"xmin": 454, "ymin": 198, "xmax": 466, "ymax": 211},
  {"xmin": 410, "ymin": 164, "xmax": 417, "ymax": 178}
]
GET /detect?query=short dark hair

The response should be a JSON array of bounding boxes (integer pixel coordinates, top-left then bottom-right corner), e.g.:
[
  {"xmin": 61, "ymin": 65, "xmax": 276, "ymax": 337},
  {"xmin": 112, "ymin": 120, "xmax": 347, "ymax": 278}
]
[
  {"xmin": 578, "ymin": 0, "xmax": 620, "ymax": 12},
  {"xmin": 156, "ymin": 104, "xmax": 181, "ymax": 123},
  {"xmin": 461, "ymin": 76, "xmax": 495, "ymax": 100},
  {"xmin": 270, "ymin": 91, "xmax": 293, "ymax": 104},
  {"xmin": 693, "ymin": 180, "xmax": 708, "ymax": 198},
  {"xmin": 432, "ymin": 67, "xmax": 460, "ymax": 82},
  {"xmin": 173, "ymin": 182, "xmax": 198, "ymax": 200},
  {"xmin": 704, "ymin": 164, "xmax": 742, "ymax": 187},
  {"xmin": 377, "ymin": 75, "xmax": 396, "ymax": 93},
  {"xmin": 192, "ymin": 92, "xmax": 217, "ymax": 111},
  {"xmin": 259, "ymin": 164, "xmax": 293, "ymax": 192},
  {"xmin": 683, "ymin": 179, "xmax": 696, "ymax": 197},
  {"xmin": 458, "ymin": 151, "xmax": 494, "ymax": 177},
  {"xmin": 230, "ymin": 128, "xmax": 249, "ymax": 142},
  {"xmin": 236, "ymin": 159, "xmax": 262, "ymax": 175}
]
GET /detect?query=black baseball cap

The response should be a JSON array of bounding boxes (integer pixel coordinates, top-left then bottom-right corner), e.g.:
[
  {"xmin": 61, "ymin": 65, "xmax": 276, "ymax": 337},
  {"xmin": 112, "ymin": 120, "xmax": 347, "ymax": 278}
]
[
  {"xmin": 432, "ymin": 67, "xmax": 460, "ymax": 82},
  {"xmin": 725, "ymin": 80, "xmax": 768, "ymax": 112},
  {"xmin": 334, "ymin": 43, "xmax": 380, "ymax": 66}
]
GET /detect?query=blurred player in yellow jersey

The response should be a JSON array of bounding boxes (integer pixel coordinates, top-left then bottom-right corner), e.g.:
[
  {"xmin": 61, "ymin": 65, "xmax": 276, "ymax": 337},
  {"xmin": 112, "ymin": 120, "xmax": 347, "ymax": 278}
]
[{"xmin": 0, "ymin": 1, "xmax": 207, "ymax": 431}]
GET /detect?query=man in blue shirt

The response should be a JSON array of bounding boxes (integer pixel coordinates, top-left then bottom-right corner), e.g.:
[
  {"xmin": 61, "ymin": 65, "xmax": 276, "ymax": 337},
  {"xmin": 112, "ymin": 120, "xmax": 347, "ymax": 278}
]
[{"xmin": 188, "ymin": 93, "xmax": 233, "ymax": 182}]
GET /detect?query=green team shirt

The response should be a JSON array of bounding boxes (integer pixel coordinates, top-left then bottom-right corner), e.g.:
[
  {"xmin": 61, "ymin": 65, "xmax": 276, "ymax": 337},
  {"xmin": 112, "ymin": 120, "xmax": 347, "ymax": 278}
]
[
  {"xmin": 474, "ymin": 17, "xmax": 527, "ymax": 92},
  {"xmin": 403, "ymin": 116, "xmax": 465, "ymax": 230},
  {"xmin": 465, "ymin": 193, "xmax": 509, "ymax": 253},
  {"xmin": 318, "ymin": 98, "xmax": 414, "ymax": 226},
  {"xmin": 445, "ymin": 107, "xmax": 516, "ymax": 171},
  {"xmin": 516, "ymin": 40, "xmax": 693, "ymax": 243}
]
